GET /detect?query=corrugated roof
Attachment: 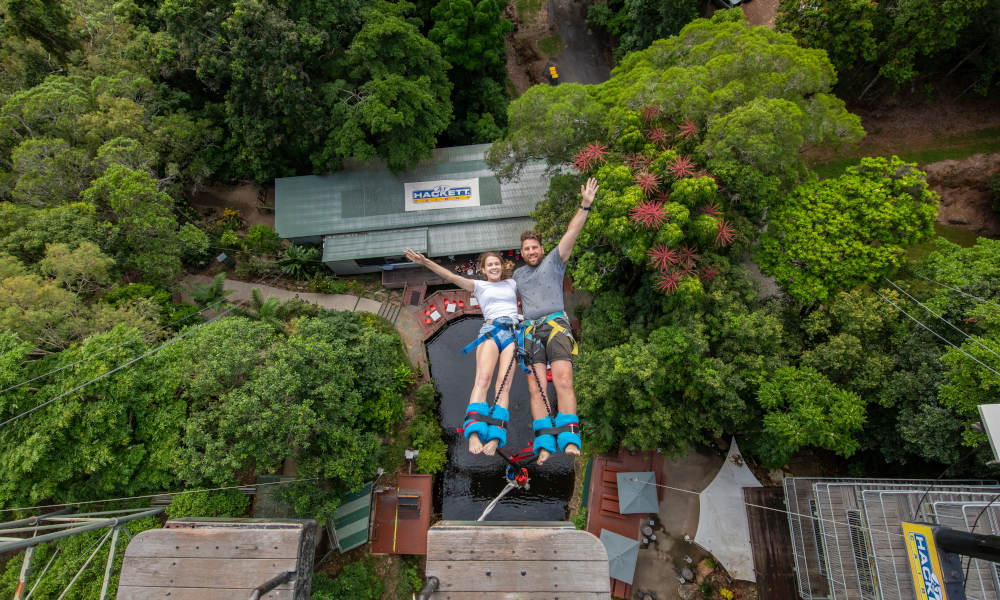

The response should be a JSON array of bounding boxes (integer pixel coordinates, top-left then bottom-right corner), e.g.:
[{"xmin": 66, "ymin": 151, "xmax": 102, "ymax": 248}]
[
  {"xmin": 322, "ymin": 228, "xmax": 427, "ymax": 262},
  {"xmin": 426, "ymin": 217, "xmax": 535, "ymax": 256},
  {"xmin": 275, "ymin": 144, "xmax": 549, "ymax": 239},
  {"xmin": 332, "ymin": 481, "xmax": 374, "ymax": 553}
]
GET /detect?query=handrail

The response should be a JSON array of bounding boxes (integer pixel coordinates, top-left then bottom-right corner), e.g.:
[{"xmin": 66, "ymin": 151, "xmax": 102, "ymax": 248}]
[{"xmin": 248, "ymin": 571, "xmax": 294, "ymax": 600}]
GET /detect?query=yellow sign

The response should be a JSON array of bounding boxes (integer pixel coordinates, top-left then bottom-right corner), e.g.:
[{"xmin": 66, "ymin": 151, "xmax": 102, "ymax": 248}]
[
  {"xmin": 549, "ymin": 66, "xmax": 558, "ymax": 78},
  {"xmin": 902, "ymin": 522, "xmax": 948, "ymax": 600}
]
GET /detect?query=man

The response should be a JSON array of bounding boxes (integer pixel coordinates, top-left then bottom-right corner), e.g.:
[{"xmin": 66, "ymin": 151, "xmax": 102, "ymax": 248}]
[{"xmin": 514, "ymin": 177, "xmax": 598, "ymax": 465}]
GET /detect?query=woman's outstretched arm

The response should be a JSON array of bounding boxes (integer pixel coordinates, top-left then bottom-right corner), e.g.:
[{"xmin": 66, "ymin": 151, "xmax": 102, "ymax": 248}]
[{"xmin": 404, "ymin": 248, "xmax": 475, "ymax": 292}]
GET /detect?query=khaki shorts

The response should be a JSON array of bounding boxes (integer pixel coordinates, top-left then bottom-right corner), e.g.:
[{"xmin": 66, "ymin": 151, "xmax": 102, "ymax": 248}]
[{"xmin": 525, "ymin": 317, "xmax": 577, "ymax": 365}]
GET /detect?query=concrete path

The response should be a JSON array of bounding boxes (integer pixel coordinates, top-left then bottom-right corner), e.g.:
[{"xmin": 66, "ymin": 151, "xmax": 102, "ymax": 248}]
[{"xmin": 183, "ymin": 275, "xmax": 429, "ymax": 377}]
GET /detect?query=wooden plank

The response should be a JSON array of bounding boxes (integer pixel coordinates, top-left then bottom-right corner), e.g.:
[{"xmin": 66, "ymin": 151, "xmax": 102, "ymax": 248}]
[
  {"xmin": 426, "ymin": 560, "xmax": 609, "ymax": 592},
  {"xmin": 118, "ymin": 586, "xmax": 292, "ymax": 599},
  {"xmin": 118, "ymin": 557, "xmax": 297, "ymax": 589},
  {"xmin": 430, "ymin": 593, "xmax": 609, "ymax": 599},
  {"xmin": 426, "ymin": 528, "xmax": 606, "ymax": 561},
  {"xmin": 124, "ymin": 528, "xmax": 301, "ymax": 559},
  {"xmin": 745, "ymin": 487, "xmax": 798, "ymax": 600}
]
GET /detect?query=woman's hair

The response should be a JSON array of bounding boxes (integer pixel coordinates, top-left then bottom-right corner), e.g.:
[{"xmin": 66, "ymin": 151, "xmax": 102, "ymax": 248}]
[{"xmin": 477, "ymin": 251, "xmax": 514, "ymax": 280}]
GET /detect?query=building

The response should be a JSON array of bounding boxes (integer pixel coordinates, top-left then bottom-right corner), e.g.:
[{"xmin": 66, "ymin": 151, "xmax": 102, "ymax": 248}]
[
  {"xmin": 274, "ymin": 144, "xmax": 550, "ymax": 275},
  {"xmin": 783, "ymin": 477, "xmax": 1000, "ymax": 600}
]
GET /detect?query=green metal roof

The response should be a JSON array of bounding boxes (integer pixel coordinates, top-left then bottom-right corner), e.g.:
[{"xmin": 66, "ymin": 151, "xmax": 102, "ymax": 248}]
[
  {"xmin": 275, "ymin": 144, "xmax": 549, "ymax": 240},
  {"xmin": 332, "ymin": 481, "xmax": 374, "ymax": 553},
  {"xmin": 321, "ymin": 217, "xmax": 534, "ymax": 261},
  {"xmin": 321, "ymin": 228, "xmax": 427, "ymax": 262}
]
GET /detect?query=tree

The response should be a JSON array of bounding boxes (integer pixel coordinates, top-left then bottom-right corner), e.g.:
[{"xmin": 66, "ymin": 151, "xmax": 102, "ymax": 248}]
[
  {"xmin": 1, "ymin": 0, "xmax": 78, "ymax": 60},
  {"xmin": 776, "ymin": 0, "xmax": 1000, "ymax": 96},
  {"xmin": 756, "ymin": 156, "xmax": 938, "ymax": 305},
  {"xmin": 587, "ymin": 0, "xmax": 699, "ymax": 59},
  {"xmin": 428, "ymin": 0, "xmax": 510, "ymax": 73},
  {"xmin": 0, "ymin": 202, "xmax": 108, "ymax": 266},
  {"xmin": 320, "ymin": 9, "xmax": 453, "ymax": 173},
  {"xmin": 489, "ymin": 9, "xmax": 863, "ymax": 192},
  {"xmin": 10, "ymin": 136, "xmax": 91, "ymax": 207},
  {"xmin": 755, "ymin": 366, "xmax": 866, "ymax": 467},
  {"xmin": 82, "ymin": 165, "xmax": 186, "ymax": 285},
  {"xmin": 38, "ymin": 241, "xmax": 115, "ymax": 298}
]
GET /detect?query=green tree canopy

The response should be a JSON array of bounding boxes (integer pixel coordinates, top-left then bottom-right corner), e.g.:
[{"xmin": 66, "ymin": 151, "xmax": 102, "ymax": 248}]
[{"xmin": 756, "ymin": 156, "xmax": 938, "ymax": 304}]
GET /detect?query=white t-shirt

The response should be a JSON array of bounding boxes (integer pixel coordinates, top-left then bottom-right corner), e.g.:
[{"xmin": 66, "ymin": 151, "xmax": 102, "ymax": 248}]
[{"xmin": 473, "ymin": 279, "xmax": 519, "ymax": 321}]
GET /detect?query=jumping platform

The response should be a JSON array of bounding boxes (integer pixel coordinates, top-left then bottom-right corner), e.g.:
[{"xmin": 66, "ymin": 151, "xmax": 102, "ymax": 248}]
[{"xmin": 424, "ymin": 521, "xmax": 611, "ymax": 598}]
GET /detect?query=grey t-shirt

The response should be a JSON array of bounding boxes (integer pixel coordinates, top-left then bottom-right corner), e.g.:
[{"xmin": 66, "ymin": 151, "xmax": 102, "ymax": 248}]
[{"xmin": 513, "ymin": 250, "xmax": 566, "ymax": 320}]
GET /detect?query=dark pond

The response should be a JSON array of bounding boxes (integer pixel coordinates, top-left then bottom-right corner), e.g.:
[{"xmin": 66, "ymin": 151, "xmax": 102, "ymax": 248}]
[{"xmin": 427, "ymin": 317, "xmax": 575, "ymax": 522}]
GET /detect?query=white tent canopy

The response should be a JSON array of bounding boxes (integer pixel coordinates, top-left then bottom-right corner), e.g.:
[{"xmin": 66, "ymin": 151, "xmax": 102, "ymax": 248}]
[{"xmin": 694, "ymin": 437, "xmax": 762, "ymax": 582}]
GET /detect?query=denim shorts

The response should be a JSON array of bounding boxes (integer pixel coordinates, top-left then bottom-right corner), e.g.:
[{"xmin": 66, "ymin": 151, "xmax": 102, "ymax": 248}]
[{"xmin": 478, "ymin": 316, "xmax": 518, "ymax": 350}]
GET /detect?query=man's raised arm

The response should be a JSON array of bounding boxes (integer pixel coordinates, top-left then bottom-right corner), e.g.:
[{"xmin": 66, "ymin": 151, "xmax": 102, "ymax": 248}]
[{"xmin": 556, "ymin": 178, "xmax": 599, "ymax": 263}]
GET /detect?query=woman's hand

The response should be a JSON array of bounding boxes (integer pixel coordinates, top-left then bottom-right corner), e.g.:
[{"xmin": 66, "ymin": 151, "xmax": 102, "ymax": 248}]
[{"xmin": 404, "ymin": 248, "xmax": 429, "ymax": 266}]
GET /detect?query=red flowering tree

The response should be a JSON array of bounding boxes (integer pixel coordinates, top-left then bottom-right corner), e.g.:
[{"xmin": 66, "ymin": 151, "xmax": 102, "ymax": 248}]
[
  {"xmin": 633, "ymin": 170, "xmax": 661, "ymax": 196},
  {"xmin": 629, "ymin": 199, "xmax": 669, "ymax": 229},
  {"xmin": 676, "ymin": 119, "xmax": 697, "ymax": 140},
  {"xmin": 655, "ymin": 271, "xmax": 680, "ymax": 294},
  {"xmin": 647, "ymin": 127, "xmax": 670, "ymax": 147},
  {"xmin": 647, "ymin": 244, "xmax": 679, "ymax": 272},
  {"xmin": 572, "ymin": 140, "xmax": 609, "ymax": 172},
  {"xmin": 667, "ymin": 155, "xmax": 697, "ymax": 179},
  {"xmin": 715, "ymin": 219, "xmax": 736, "ymax": 247}
]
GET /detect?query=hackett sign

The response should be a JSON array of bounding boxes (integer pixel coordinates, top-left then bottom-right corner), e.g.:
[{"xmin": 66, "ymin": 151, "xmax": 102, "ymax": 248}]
[{"xmin": 404, "ymin": 178, "xmax": 480, "ymax": 211}]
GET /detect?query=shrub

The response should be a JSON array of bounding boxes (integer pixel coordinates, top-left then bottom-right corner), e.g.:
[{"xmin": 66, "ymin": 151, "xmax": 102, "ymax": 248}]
[
  {"xmin": 311, "ymin": 558, "xmax": 383, "ymax": 600},
  {"xmin": 410, "ymin": 413, "xmax": 447, "ymax": 474},
  {"xmin": 166, "ymin": 489, "xmax": 250, "ymax": 519},
  {"xmin": 243, "ymin": 224, "xmax": 283, "ymax": 255},
  {"xmin": 572, "ymin": 507, "xmax": 587, "ymax": 530},
  {"xmin": 415, "ymin": 383, "xmax": 437, "ymax": 413}
]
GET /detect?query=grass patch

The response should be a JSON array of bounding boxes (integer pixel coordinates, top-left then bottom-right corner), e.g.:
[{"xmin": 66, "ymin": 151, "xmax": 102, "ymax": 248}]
[
  {"xmin": 810, "ymin": 127, "xmax": 1000, "ymax": 179},
  {"xmin": 517, "ymin": 0, "xmax": 543, "ymax": 20},
  {"xmin": 537, "ymin": 34, "xmax": 565, "ymax": 57}
]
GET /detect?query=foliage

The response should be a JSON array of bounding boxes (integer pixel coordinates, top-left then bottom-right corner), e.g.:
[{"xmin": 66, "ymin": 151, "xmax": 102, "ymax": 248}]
[
  {"xmin": 311, "ymin": 557, "xmax": 384, "ymax": 600},
  {"xmin": 572, "ymin": 507, "xmax": 587, "ymax": 529},
  {"xmin": 415, "ymin": 382, "xmax": 438, "ymax": 412},
  {"xmin": 410, "ymin": 413, "xmax": 447, "ymax": 474},
  {"xmin": 776, "ymin": 0, "xmax": 1000, "ymax": 96},
  {"xmin": 166, "ymin": 489, "xmax": 251, "ymax": 518},
  {"xmin": 756, "ymin": 156, "xmax": 938, "ymax": 305},
  {"xmin": 243, "ymin": 224, "xmax": 283, "ymax": 256},
  {"xmin": 280, "ymin": 244, "xmax": 322, "ymax": 280},
  {"xmin": 489, "ymin": 9, "xmax": 864, "ymax": 195},
  {"xmin": 990, "ymin": 171, "xmax": 1000, "ymax": 212},
  {"xmin": 190, "ymin": 272, "xmax": 232, "ymax": 307},
  {"xmin": 755, "ymin": 366, "xmax": 866, "ymax": 468},
  {"xmin": 83, "ymin": 165, "xmax": 187, "ymax": 286},
  {"xmin": 0, "ymin": 517, "xmax": 160, "ymax": 600},
  {"xmin": 586, "ymin": 0, "xmax": 699, "ymax": 60}
]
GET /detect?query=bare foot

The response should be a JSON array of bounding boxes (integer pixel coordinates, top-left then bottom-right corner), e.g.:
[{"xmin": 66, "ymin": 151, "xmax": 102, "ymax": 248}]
[
  {"xmin": 482, "ymin": 438, "xmax": 499, "ymax": 456},
  {"xmin": 468, "ymin": 434, "xmax": 484, "ymax": 454},
  {"xmin": 565, "ymin": 444, "xmax": 580, "ymax": 457},
  {"xmin": 536, "ymin": 448, "xmax": 552, "ymax": 466}
]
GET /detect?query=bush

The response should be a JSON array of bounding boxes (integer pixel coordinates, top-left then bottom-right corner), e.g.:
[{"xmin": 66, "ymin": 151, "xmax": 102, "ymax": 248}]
[
  {"xmin": 243, "ymin": 224, "xmax": 283, "ymax": 255},
  {"xmin": 166, "ymin": 489, "xmax": 251, "ymax": 519},
  {"xmin": 410, "ymin": 413, "xmax": 447, "ymax": 474},
  {"xmin": 235, "ymin": 254, "xmax": 281, "ymax": 279},
  {"xmin": 311, "ymin": 558, "xmax": 383, "ymax": 600},
  {"xmin": 572, "ymin": 507, "xmax": 587, "ymax": 530},
  {"xmin": 415, "ymin": 383, "xmax": 437, "ymax": 413}
]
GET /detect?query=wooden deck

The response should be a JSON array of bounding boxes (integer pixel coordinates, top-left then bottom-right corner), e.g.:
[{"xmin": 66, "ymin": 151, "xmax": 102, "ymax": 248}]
[
  {"xmin": 425, "ymin": 522, "xmax": 610, "ymax": 598},
  {"xmin": 744, "ymin": 487, "xmax": 798, "ymax": 600},
  {"xmin": 117, "ymin": 519, "xmax": 316, "ymax": 600}
]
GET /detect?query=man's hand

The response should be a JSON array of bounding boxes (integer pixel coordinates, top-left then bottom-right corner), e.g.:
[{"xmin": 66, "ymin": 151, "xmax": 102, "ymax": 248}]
[{"xmin": 581, "ymin": 177, "xmax": 598, "ymax": 208}]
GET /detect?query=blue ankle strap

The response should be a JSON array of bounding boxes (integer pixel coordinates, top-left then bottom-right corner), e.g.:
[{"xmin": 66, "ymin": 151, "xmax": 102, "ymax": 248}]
[
  {"xmin": 555, "ymin": 413, "xmax": 581, "ymax": 453},
  {"xmin": 461, "ymin": 402, "xmax": 491, "ymax": 442},
  {"xmin": 533, "ymin": 417, "xmax": 557, "ymax": 456},
  {"xmin": 484, "ymin": 405, "xmax": 509, "ymax": 448}
]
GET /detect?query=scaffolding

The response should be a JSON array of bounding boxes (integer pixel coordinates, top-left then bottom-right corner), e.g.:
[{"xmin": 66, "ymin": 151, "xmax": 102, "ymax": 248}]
[{"xmin": 0, "ymin": 506, "xmax": 165, "ymax": 600}]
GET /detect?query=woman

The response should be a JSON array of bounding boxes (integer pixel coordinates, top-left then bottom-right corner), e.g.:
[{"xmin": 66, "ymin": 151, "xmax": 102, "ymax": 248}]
[{"xmin": 404, "ymin": 248, "xmax": 518, "ymax": 457}]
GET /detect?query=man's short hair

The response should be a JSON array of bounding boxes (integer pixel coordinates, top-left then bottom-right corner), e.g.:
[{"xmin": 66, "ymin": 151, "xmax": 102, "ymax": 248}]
[{"xmin": 520, "ymin": 230, "xmax": 543, "ymax": 246}]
